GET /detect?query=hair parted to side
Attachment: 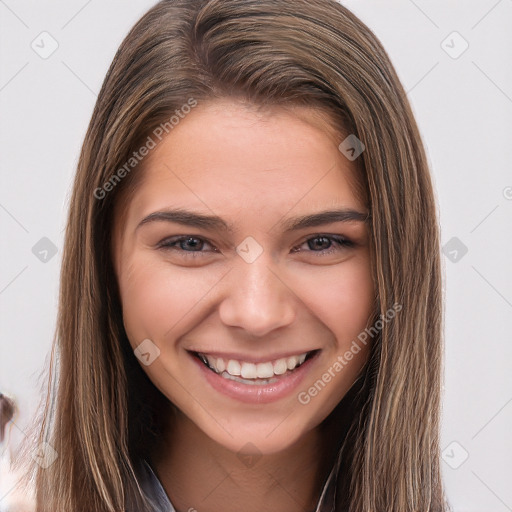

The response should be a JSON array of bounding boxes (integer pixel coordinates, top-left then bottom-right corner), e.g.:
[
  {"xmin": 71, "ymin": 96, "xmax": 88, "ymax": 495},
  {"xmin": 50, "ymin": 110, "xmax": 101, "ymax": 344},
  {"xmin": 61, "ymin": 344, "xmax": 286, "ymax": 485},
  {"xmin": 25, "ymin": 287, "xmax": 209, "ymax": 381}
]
[{"xmin": 23, "ymin": 0, "xmax": 448, "ymax": 510}]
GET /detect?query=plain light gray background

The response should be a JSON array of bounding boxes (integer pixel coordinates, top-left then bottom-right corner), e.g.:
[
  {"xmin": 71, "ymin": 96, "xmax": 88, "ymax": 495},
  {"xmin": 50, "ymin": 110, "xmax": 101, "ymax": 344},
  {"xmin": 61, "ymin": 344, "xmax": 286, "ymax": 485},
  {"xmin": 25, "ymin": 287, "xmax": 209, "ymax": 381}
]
[{"xmin": 1, "ymin": 1, "xmax": 511, "ymax": 511}]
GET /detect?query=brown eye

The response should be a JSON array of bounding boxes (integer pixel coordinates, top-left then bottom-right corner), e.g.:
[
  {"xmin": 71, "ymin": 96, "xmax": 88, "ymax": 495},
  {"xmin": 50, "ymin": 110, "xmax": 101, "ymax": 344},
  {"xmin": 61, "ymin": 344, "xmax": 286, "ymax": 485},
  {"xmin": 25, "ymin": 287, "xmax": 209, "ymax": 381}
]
[
  {"xmin": 157, "ymin": 236, "xmax": 217, "ymax": 256},
  {"xmin": 307, "ymin": 236, "xmax": 332, "ymax": 251},
  {"xmin": 176, "ymin": 237, "xmax": 204, "ymax": 251},
  {"xmin": 292, "ymin": 234, "xmax": 354, "ymax": 256}
]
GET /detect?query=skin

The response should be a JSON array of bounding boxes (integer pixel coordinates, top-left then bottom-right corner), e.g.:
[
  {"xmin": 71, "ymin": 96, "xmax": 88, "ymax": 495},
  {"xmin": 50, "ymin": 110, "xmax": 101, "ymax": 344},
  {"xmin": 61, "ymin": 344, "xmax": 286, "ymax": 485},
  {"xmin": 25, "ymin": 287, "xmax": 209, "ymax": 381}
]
[{"xmin": 112, "ymin": 99, "xmax": 375, "ymax": 512}]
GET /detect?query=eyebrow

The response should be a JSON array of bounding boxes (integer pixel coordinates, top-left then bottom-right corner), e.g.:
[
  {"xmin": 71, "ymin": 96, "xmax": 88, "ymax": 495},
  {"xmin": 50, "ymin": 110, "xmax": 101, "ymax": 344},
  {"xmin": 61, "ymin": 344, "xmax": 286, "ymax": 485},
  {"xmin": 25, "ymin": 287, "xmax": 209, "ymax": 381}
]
[{"xmin": 136, "ymin": 207, "xmax": 370, "ymax": 233}]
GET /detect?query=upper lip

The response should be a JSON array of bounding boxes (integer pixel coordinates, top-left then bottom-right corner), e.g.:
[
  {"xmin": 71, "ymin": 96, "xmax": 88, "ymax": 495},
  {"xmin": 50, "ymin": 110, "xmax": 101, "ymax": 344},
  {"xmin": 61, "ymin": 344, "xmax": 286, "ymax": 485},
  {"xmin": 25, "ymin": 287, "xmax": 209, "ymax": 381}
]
[{"xmin": 188, "ymin": 349, "xmax": 319, "ymax": 364}]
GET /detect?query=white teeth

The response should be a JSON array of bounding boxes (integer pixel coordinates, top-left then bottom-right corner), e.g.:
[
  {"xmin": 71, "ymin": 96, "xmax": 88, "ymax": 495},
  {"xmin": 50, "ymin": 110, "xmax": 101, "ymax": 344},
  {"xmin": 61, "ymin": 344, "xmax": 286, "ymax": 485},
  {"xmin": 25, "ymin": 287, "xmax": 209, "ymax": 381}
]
[
  {"xmin": 221, "ymin": 372, "xmax": 278, "ymax": 385},
  {"xmin": 199, "ymin": 351, "xmax": 311, "ymax": 379},
  {"xmin": 226, "ymin": 359, "xmax": 241, "ymax": 376},
  {"xmin": 273, "ymin": 358, "xmax": 288, "ymax": 375},
  {"xmin": 256, "ymin": 362, "xmax": 274, "ymax": 378},
  {"xmin": 204, "ymin": 354, "xmax": 218, "ymax": 371},
  {"xmin": 240, "ymin": 362, "xmax": 257, "ymax": 379},
  {"xmin": 286, "ymin": 356, "xmax": 298, "ymax": 370},
  {"xmin": 216, "ymin": 358, "xmax": 225, "ymax": 372}
]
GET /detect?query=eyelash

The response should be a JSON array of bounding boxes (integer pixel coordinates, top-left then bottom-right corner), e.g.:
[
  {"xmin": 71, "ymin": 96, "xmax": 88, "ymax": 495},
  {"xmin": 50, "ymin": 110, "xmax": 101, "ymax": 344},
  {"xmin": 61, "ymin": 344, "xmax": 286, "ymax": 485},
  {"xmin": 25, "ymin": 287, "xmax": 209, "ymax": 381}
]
[{"xmin": 156, "ymin": 234, "xmax": 355, "ymax": 258}]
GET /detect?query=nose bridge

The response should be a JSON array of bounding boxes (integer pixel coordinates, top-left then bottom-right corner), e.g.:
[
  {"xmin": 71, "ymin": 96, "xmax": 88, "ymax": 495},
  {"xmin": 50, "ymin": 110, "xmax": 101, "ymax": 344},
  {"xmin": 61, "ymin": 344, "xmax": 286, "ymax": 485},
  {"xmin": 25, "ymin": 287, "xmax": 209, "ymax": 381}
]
[{"xmin": 218, "ymin": 251, "xmax": 296, "ymax": 337}]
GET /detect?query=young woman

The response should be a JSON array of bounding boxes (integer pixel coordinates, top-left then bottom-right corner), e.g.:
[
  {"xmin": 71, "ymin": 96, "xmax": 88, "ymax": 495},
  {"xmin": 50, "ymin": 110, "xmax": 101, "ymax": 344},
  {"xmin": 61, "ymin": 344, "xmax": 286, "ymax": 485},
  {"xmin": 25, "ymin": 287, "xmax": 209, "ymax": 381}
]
[{"xmin": 26, "ymin": 0, "xmax": 449, "ymax": 510}]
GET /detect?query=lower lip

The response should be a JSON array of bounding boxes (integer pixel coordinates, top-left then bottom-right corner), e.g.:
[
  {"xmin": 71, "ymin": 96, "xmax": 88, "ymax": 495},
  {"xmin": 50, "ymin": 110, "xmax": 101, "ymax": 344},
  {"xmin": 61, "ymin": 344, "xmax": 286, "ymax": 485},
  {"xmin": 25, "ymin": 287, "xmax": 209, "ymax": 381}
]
[{"xmin": 191, "ymin": 352, "xmax": 319, "ymax": 404}]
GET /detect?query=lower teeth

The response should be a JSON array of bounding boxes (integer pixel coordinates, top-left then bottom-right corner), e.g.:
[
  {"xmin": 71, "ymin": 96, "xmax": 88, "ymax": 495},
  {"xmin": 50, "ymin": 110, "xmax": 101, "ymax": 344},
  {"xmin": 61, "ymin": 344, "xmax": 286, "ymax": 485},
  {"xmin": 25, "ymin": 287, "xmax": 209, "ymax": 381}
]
[{"xmin": 220, "ymin": 371, "xmax": 279, "ymax": 385}]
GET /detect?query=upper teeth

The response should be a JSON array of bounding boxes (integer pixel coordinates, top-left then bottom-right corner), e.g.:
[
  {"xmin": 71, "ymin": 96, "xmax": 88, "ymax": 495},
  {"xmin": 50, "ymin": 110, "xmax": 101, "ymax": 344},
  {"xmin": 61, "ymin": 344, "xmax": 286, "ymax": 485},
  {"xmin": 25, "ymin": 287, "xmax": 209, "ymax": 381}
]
[{"xmin": 199, "ymin": 352, "xmax": 308, "ymax": 379}]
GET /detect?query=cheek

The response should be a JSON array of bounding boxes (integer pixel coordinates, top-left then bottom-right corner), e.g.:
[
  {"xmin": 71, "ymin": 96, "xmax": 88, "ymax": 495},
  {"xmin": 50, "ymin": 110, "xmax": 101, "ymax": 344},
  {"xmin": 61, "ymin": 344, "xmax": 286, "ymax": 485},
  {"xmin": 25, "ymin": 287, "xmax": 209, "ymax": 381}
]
[
  {"xmin": 295, "ymin": 256, "xmax": 375, "ymax": 343},
  {"xmin": 117, "ymin": 255, "xmax": 189, "ymax": 346},
  {"xmin": 117, "ymin": 253, "xmax": 225, "ymax": 347},
  {"xmin": 295, "ymin": 259, "xmax": 374, "ymax": 420},
  {"xmin": 333, "ymin": 263, "xmax": 375, "ymax": 335}
]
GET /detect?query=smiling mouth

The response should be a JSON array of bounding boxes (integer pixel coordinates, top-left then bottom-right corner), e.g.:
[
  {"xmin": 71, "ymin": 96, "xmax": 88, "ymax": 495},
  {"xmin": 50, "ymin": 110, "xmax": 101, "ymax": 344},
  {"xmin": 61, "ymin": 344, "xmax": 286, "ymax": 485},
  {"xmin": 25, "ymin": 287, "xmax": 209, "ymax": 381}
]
[{"xmin": 192, "ymin": 350, "xmax": 319, "ymax": 385}]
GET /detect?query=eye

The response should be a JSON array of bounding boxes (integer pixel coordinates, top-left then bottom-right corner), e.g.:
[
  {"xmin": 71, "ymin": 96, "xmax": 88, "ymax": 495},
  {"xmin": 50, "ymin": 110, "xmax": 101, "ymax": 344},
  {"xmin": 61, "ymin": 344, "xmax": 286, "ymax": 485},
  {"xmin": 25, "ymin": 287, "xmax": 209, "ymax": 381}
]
[
  {"xmin": 291, "ymin": 234, "xmax": 355, "ymax": 256},
  {"xmin": 156, "ymin": 233, "xmax": 355, "ymax": 260},
  {"xmin": 157, "ymin": 235, "xmax": 217, "ymax": 257}
]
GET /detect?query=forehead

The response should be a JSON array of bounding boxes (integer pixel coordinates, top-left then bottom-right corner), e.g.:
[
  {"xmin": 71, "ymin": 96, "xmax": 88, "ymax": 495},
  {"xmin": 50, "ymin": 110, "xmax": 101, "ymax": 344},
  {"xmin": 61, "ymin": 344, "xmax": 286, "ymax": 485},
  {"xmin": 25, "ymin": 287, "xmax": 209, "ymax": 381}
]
[{"xmin": 115, "ymin": 100, "xmax": 366, "ymax": 231}]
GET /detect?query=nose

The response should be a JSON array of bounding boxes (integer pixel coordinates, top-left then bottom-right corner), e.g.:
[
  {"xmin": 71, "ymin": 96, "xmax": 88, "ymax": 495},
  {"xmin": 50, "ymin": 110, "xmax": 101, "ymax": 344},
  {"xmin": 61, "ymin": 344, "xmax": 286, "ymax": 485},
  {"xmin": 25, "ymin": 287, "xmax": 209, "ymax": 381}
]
[{"xmin": 218, "ymin": 255, "xmax": 296, "ymax": 338}]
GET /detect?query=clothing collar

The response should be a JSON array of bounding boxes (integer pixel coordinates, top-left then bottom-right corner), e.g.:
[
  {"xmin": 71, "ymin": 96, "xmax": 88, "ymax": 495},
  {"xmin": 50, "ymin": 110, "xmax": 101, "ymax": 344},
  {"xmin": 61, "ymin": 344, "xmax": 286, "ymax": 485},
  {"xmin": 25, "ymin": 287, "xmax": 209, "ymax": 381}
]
[{"xmin": 136, "ymin": 449, "xmax": 341, "ymax": 512}]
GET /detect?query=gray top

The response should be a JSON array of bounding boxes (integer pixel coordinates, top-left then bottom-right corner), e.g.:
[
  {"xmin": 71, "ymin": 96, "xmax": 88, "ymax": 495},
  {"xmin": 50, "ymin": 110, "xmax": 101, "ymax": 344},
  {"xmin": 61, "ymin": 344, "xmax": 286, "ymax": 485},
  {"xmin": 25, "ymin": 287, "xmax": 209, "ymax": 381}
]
[{"xmin": 136, "ymin": 452, "xmax": 340, "ymax": 512}]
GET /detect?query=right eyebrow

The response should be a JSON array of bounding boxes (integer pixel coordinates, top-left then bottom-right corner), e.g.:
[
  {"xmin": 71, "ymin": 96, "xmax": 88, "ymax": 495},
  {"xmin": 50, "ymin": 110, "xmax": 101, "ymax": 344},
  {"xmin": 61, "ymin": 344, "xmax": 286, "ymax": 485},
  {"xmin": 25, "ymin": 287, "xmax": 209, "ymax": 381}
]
[{"xmin": 136, "ymin": 208, "xmax": 231, "ymax": 232}]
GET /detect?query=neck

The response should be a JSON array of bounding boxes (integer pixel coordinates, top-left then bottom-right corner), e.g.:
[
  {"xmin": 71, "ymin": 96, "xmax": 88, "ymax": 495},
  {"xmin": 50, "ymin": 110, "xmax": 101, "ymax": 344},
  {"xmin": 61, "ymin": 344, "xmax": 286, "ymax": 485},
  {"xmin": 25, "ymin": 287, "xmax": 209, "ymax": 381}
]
[{"xmin": 152, "ymin": 409, "xmax": 343, "ymax": 512}]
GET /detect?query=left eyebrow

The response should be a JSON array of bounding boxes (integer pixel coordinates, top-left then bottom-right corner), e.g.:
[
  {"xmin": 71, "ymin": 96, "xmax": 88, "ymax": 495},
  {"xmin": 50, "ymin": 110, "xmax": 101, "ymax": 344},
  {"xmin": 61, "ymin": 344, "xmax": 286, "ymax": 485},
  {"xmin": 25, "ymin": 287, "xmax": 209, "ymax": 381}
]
[{"xmin": 279, "ymin": 208, "xmax": 370, "ymax": 232}]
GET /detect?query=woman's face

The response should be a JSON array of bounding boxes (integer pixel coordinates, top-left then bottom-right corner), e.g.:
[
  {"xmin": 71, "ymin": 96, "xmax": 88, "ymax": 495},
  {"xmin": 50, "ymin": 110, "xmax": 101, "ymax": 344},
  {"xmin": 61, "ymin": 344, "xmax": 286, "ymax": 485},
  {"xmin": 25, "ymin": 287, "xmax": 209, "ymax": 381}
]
[{"xmin": 112, "ymin": 99, "xmax": 375, "ymax": 455}]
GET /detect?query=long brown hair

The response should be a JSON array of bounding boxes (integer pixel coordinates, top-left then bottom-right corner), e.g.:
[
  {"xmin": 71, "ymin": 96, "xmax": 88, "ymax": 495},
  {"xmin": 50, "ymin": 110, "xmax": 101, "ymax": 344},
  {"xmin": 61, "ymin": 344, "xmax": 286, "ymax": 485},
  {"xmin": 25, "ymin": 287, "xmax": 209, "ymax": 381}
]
[{"xmin": 25, "ymin": 0, "xmax": 449, "ymax": 510}]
